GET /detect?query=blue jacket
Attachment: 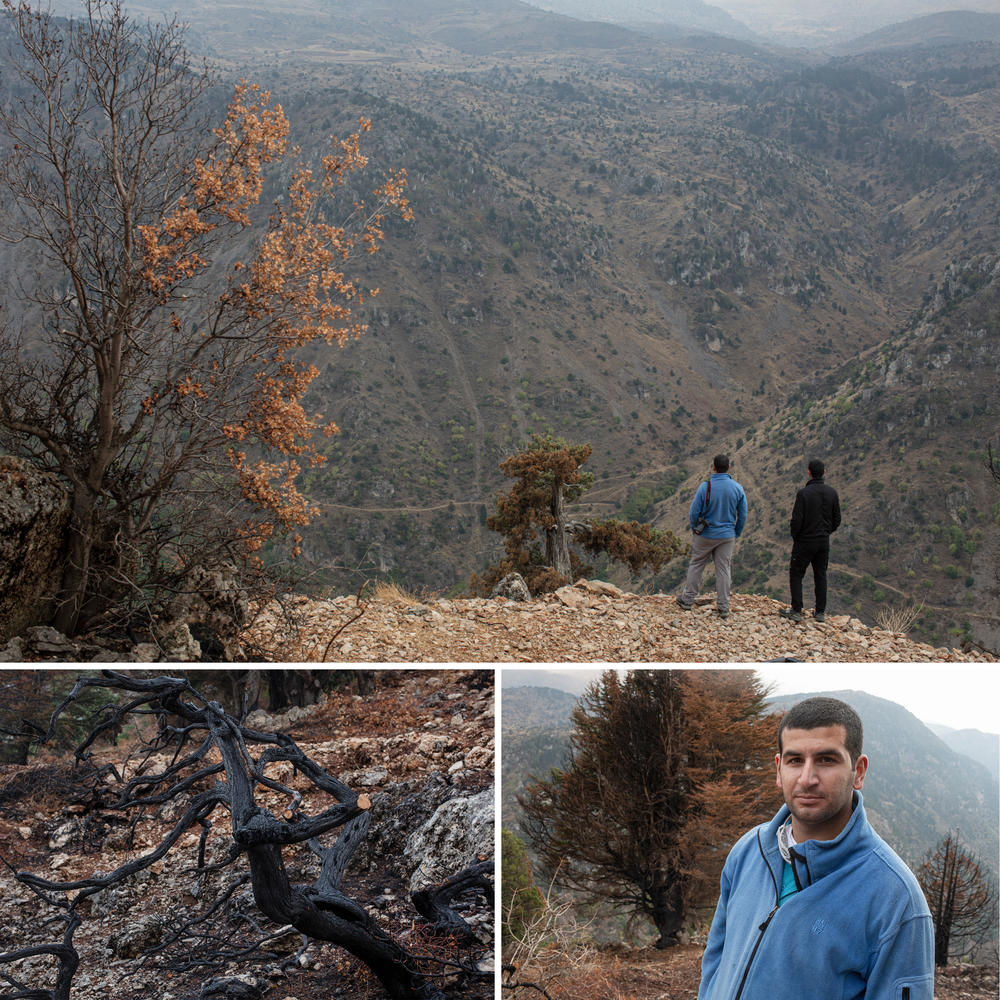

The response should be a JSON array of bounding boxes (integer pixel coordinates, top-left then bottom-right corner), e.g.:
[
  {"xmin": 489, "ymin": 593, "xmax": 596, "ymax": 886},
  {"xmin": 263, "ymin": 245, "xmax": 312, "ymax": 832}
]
[
  {"xmin": 698, "ymin": 794, "xmax": 933, "ymax": 1000},
  {"xmin": 689, "ymin": 473, "xmax": 747, "ymax": 539}
]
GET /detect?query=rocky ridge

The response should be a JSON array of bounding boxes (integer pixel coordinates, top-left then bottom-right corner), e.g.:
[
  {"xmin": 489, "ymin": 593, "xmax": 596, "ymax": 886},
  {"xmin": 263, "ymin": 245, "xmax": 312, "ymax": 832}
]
[
  {"xmin": 249, "ymin": 582, "xmax": 995, "ymax": 663},
  {"xmin": 2, "ymin": 581, "xmax": 994, "ymax": 663}
]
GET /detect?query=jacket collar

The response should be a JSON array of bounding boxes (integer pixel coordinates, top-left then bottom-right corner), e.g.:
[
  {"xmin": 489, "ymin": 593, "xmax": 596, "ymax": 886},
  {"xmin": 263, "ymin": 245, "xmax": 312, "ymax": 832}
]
[{"xmin": 760, "ymin": 792, "xmax": 874, "ymax": 888}]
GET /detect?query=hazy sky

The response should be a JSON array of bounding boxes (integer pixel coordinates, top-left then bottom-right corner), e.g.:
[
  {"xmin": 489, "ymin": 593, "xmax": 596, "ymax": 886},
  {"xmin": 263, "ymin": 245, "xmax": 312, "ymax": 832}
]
[{"xmin": 499, "ymin": 663, "xmax": 1000, "ymax": 735}]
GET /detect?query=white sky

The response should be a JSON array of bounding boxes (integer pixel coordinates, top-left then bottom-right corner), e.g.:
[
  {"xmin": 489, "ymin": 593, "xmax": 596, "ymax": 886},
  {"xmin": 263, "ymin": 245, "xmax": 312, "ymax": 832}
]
[{"xmin": 499, "ymin": 664, "xmax": 1000, "ymax": 735}]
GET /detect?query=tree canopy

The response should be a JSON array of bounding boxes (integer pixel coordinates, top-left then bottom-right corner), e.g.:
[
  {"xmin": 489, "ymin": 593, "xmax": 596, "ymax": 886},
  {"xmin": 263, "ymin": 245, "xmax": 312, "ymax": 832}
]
[
  {"xmin": 0, "ymin": 0, "xmax": 411, "ymax": 639},
  {"xmin": 518, "ymin": 669, "xmax": 781, "ymax": 947},
  {"xmin": 474, "ymin": 434, "xmax": 684, "ymax": 595}
]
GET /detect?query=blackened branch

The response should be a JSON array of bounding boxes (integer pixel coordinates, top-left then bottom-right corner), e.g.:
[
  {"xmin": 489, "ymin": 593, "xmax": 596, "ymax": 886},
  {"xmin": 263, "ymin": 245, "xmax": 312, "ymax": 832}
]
[{"xmin": 412, "ymin": 860, "xmax": 494, "ymax": 939}]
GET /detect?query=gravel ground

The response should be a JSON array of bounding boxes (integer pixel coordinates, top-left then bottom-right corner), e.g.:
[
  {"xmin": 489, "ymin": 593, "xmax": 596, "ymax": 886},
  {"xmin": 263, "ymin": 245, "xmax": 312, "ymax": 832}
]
[{"xmin": 247, "ymin": 583, "xmax": 996, "ymax": 663}]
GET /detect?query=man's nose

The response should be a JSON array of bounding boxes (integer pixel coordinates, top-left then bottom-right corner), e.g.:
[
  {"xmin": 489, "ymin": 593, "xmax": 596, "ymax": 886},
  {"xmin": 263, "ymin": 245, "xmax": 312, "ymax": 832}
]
[{"xmin": 801, "ymin": 762, "xmax": 820, "ymax": 785}]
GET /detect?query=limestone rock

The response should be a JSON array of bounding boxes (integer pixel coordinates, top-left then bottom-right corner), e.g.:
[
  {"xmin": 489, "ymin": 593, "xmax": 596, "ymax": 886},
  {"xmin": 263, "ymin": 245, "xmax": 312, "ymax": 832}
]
[
  {"xmin": 160, "ymin": 563, "xmax": 249, "ymax": 661},
  {"xmin": 107, "ymin": 915, "xmax": 168, "ymax": 958},
  {"xmin": 404, "ymin": 787, "xmax": 494, "ymax": 893},
  {"xmin": 197, "ymin": 976, "xmax": 266, "ymax": 1000},
  {"xmin": 0, "ymin": 456, "xmax": 70, "ymax": 642},
  {"xmin": 490, "ymin": 572, "xmax": 530, "ymax": 602}
]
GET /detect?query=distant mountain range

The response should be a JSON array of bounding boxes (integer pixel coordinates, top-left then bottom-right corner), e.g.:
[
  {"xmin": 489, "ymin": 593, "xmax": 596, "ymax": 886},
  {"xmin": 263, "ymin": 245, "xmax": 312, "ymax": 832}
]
[
  {"xmin": 836, "ymin": 10, "xmax": 1000, "ymax": 54},
  {"xmin": 502, "ymin": 681, "xmax": 1000, "ymax": 877},
  {"xmin": 520, "ymin": 0, "xmax": 1000, "ymax": 48},
  {"xmin": 927, "ymin": 722, "xmax": 1000, "ymax": 782},
  {"xmin": 709, "ymin": 2, "xmax": 1000, "ymax": 47},
  {"xmin": 523, "ymin": 0, "xmax": 761, "ymax": 41},
  {"xmin": 4, "ymin": 0, "xmax": 999, "ymax": 653}
]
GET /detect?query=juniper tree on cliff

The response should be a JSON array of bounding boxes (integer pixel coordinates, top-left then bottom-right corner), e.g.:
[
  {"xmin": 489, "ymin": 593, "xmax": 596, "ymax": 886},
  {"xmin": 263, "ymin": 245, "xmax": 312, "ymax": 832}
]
[
  {"xmin": 0, "ymin": 671, "xmax": 492, "ymax": 1000},
  {"xmin": 474, "ymin": 434, "xmax": 684, "ymax": 595},
  {"xmin": 518, "ymin": 669, "xmax": 781, "ymax": 948},
  {"xmin": 0, "ymin": 0, "xmax": 411, "ymax": 639}
]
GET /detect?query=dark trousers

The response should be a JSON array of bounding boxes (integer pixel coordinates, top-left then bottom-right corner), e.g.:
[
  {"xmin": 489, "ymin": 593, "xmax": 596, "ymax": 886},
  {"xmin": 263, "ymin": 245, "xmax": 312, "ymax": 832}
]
[{"xmin": 789, "ymin": 537, "xmax": 830, "ymax": 613}]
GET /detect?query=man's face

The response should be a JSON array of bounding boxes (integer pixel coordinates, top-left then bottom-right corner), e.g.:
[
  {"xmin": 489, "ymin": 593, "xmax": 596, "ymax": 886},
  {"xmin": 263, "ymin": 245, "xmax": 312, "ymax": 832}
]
[{"xmin": 775, "ymin": 724, "xmax": 868, "ymax": 842}]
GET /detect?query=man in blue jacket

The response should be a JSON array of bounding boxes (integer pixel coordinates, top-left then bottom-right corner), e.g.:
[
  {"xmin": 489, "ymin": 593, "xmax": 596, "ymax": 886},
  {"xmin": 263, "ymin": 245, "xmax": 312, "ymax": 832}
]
[
  {"xmin": 677, "ymin": 454, "xmax": 747, "ymax": 619},
  {"xmin": 698, "ymin": 696, "xmax": 934, "ymax": 1000}
]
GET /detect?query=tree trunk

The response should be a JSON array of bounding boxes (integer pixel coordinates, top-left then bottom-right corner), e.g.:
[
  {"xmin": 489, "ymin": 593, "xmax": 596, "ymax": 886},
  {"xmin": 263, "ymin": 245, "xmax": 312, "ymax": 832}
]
[
  {"xmin": 246, "ymin": 842, "xmax": 441, "ymax": 998},
  {"xmin": 53, "ymin": 487, "xmax": 97, "ymax": 635},
  {"xmin": 546, "ymin": 478, "xmax": 572, "ymax": 578},
  {"xmin": 651, "ymin": 885, "xmax": 685, "ymax": 949}
]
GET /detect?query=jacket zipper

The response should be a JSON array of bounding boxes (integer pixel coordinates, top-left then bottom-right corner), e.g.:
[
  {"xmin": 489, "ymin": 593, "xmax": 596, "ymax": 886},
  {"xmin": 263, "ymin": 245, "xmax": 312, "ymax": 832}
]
[
  {"xmin": 734, "ymin": 833, "xmax": 782, "ymax": 999},
  {"xmin": 733, "ymin": 904, "xmax": 779, "ymax": 1000}
]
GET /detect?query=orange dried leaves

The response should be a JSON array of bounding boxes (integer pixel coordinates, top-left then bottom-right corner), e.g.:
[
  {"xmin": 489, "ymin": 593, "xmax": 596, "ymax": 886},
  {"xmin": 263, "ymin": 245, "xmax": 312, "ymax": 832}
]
[{"xmin": 139, "ymin": 86, "xmax": 410, "ymax": 555}]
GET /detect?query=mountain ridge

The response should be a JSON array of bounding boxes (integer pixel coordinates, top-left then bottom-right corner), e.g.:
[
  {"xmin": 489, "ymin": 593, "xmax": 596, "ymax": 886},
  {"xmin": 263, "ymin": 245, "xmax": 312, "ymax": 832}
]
[
  {"xmin": 502, "ymin": 679, "xmax": 1000, "ymax": 875},
  {"xmin": 1, "ymin": 0, "xmax": 997, "ymax": 653}
]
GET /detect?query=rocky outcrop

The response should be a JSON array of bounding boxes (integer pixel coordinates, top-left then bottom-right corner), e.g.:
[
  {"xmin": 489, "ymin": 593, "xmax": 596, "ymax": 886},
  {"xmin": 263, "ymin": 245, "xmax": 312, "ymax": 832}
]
[
  {"xmin": 0, "ymin": 456, "xmax": 70, "ymax": 643},
  {"xmin": 253, "ymin": 588, "xmax": 996, "ymax": 662},
  {"xmin": 159, "ymin": 563, "xmax": 249, "ymax": 661},
  {"xmin": 404, "ymin": 787, "xmax": 493, "ymax": 892},
  {"xmin": 491, "ymin": 572, "xmax": 530, "ymax": 602}
]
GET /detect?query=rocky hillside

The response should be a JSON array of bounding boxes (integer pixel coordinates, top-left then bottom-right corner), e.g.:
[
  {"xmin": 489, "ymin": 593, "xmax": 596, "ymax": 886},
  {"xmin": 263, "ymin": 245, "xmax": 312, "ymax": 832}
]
[
  {"xmin": 4, "ymin": 580, "xmax": 995, "ymax": 662},
  {"xmin": 0, "ymin": 670, "xmax": 494, "ymax": 1000},
  {"xmin": 2, "ymin": 2, "xmax": 998, "ymax": 652}
]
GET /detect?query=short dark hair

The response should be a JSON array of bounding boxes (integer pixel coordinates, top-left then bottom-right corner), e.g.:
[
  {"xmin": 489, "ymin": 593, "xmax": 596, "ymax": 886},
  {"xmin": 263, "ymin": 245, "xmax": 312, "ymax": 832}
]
[
  {"xmin": 778, "ymin": 696, "xmax": 863, "ymax": 764},
  {"xmin": 713, "ymin": 454, "xmax": 730, "ymax": 473},
  {"xmin": 808, "ymin": 458, "xmax": 825, "ymax": 478}
]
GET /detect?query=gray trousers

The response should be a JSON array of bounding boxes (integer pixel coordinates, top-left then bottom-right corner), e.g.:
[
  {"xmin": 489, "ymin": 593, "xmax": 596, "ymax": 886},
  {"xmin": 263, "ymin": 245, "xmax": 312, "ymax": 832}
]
[{"xmin": 680, "ymin": 535, "xmax": 735, "ymax": 612}]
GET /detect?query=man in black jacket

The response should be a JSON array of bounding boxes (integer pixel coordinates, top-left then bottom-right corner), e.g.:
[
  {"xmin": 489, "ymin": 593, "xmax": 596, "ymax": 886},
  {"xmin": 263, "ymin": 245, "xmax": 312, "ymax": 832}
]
[{"xmin": 780, "ymin": 459, "xmax": 841, "ymax": 623}]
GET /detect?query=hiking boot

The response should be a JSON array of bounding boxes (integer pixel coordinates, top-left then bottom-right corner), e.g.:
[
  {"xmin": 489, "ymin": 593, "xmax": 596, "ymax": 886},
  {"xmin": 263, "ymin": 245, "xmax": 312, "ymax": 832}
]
[
  {"xmin": 814, "ymin": 612, "xmax": 826, "ymax": 622},
  {"xmin": 779, "ymin": 608, "xmax": 803, "ymax": 623},
  {"xmin": 717, "ymin": 609, "xmax": 730, "ymax": 619},
  {"xmin": 675, "ymin": 596, "xmax": 693, "ymax": 611}
]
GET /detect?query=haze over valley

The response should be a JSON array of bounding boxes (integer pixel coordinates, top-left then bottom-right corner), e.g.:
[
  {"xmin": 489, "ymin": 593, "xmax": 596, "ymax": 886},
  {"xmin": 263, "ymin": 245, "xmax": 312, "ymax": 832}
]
[{"xmin": 4, "ymin": 0, "xmax": 999, "ymax": 652}]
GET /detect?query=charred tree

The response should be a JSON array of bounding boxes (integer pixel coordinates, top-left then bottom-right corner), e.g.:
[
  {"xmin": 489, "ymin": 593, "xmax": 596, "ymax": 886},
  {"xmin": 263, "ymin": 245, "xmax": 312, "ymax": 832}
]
[{"xmin": 0, "ymin": 672, "xmax": 492, "ymax": 1000}]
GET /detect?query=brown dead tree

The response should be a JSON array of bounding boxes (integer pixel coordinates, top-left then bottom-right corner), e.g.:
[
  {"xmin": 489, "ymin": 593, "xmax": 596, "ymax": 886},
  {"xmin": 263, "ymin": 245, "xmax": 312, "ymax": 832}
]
[{"xmin": 0, "ymin": 671, "xmax": 492, "ymax": 1000}]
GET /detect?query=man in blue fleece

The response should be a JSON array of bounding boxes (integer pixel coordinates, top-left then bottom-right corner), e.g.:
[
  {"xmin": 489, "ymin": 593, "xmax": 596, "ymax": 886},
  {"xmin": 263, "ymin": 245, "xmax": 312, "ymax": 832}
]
[
  {"xmin": 676, "ymin": 454, "xmax": 747, "ymax": 619},
  {"xmin": 698, "ymin": 696, "xmax": 934, "ymax": 1000}
]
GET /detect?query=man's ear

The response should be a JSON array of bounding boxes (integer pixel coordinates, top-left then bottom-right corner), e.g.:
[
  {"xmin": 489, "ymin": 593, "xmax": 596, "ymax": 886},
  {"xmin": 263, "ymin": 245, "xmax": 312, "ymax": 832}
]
[
  {"xmin": 853, "ymin": 754, "xmax": 869, "ymax": 790},
  {"xmin": 774, "ymin": 752, "xmax": 782, "ymax": 788}
]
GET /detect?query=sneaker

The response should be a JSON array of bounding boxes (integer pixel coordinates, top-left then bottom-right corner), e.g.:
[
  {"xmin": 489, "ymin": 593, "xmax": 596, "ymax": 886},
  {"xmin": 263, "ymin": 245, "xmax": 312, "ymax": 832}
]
[
  {"xmin": 814, "ymin": 612, "xmax": 826, "ymax": 622},
  {"xmin": 779, "ymin": 608, "xmax": 803, "ymax": 623},
  {"xmin": 676, "ymin": 597, "xmax": 693, "ymax": 611}
]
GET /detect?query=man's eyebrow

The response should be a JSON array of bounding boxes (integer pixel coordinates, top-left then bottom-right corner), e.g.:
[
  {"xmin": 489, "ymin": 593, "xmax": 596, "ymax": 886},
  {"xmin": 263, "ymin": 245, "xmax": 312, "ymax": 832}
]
[{"xmin": 781, "ymin": 746, "xmax": 847, "ymax": 759}]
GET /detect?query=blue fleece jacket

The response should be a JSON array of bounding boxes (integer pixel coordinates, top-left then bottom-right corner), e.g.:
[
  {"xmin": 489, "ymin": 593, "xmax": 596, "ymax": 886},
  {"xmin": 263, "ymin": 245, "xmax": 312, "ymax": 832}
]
[
  {"xmin": 689, "ymin": 473, "xmax": 747, "ymax": 539},
  {"xmin": 698, "ymin": 793, "xmax": 933, "ymax": 1000}
]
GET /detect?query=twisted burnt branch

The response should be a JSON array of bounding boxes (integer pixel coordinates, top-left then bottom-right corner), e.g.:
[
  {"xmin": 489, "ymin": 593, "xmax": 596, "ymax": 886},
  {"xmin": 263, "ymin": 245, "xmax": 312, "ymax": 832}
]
[
  {"xmin": 1, "ymin": 671, "xmax": 489, "ymax": 1000},
  {"xmin": 412, "ymin": 860, "xmax": 495, "ymax": 938}
]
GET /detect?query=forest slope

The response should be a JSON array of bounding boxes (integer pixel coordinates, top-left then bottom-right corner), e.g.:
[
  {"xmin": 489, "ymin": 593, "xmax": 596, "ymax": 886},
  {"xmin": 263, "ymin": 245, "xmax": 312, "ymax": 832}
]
[{"xmin": 3, "ymin": 2, "xmax": 997, "ymax": 652}]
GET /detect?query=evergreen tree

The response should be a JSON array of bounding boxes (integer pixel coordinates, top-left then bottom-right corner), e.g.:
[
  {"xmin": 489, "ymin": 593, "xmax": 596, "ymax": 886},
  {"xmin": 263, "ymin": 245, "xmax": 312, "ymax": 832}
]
[
  {"xmin": 518, "ymin": 669, "xmax": 781, "ymax": 947},
  {"xmin": 475, "ymin": 434, "xmax": 684, "ymax": 595},
  {"xmin": 501, "ymin": 828, "xmax": 546, "ymax": 952}
]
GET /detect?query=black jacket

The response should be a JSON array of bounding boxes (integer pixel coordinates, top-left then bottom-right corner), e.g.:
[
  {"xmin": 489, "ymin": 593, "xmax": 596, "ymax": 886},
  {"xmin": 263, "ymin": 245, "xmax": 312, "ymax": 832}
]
[{"xmin": 790, "ymin": 477, "xmax": 841, "ymax": 541}]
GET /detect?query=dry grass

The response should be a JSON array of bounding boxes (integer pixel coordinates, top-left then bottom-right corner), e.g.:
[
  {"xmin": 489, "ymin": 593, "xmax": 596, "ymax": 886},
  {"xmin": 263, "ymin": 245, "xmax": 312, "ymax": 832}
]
[
  {"xmin": 371, "ymin": 579, "xmax": 423, "ymax": 604},
  {"xmin": 874, "ymin": 601, "xmax": 925, "ymax": 635}
]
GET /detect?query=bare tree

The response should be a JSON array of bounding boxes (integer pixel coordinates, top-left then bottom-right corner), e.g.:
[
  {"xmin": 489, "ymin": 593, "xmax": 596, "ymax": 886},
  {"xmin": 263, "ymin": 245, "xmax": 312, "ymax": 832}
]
[
  {"xmin": 918, "ymin": 831, "xmax": 998, "ymax": 966},
  {"xmin": 0, "ymin": 0, "xmax": 410, "ymax": 639},
  {"xmin": 0, "ymin": 672, "xmax": 492, "ymax": 1000}
]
